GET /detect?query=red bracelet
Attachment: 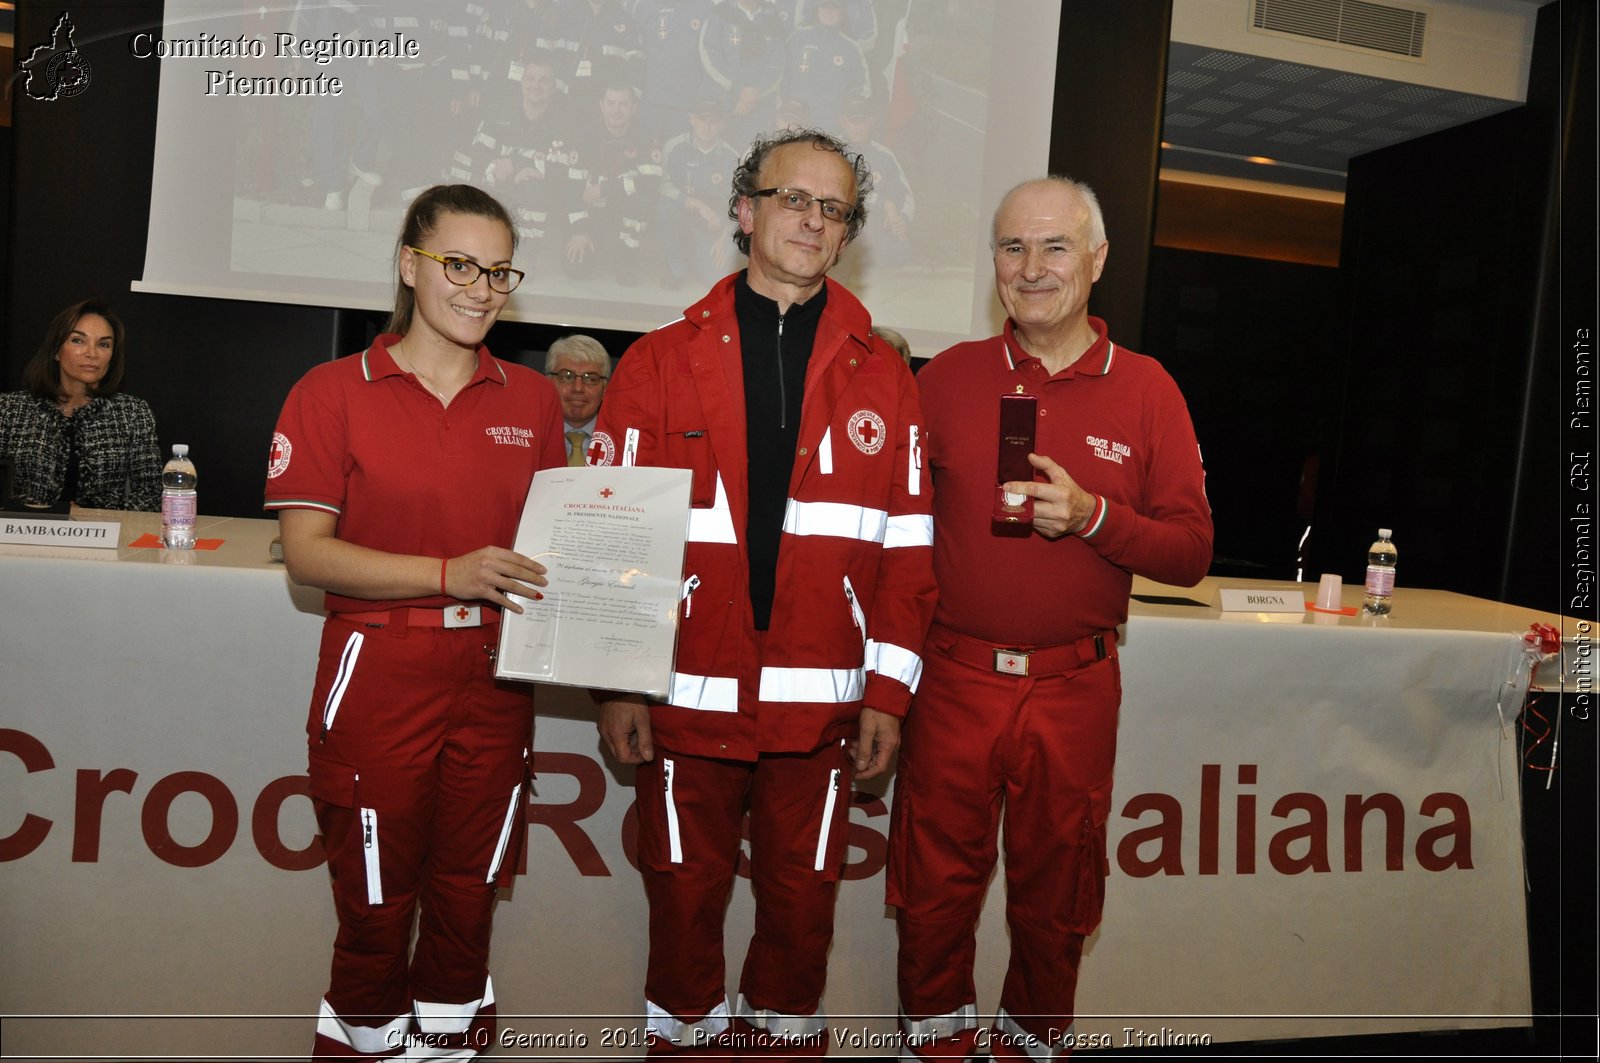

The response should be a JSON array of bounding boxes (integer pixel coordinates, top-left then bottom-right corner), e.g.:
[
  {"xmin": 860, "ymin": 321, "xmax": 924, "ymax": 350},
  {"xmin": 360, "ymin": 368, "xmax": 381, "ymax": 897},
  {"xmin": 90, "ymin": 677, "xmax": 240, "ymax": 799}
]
[{"xmin": 440, "ymin": 557, "xmax": 449, "ymax": 597}]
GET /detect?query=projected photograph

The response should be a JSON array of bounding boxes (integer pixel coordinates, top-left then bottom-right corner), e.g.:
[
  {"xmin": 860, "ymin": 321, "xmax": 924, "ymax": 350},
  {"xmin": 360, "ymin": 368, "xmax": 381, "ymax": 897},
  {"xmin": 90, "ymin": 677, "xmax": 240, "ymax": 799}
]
[{"xmin": 144, "ymin": 0, "xmax": 1057, "ymax": 348}]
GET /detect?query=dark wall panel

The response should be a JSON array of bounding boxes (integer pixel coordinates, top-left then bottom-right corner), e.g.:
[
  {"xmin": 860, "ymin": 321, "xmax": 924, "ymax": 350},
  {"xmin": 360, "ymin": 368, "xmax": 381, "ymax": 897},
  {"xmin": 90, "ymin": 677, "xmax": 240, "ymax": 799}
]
[
  {"xmin": 1051, "ymin": 0, "xmax": 1171, "ymax": 349},
  {"xmin": 1310, "ymin": 103, "xmax": 1557, "ymax": 607},
  {"xmin": 1143, "ymin": 247, "xmax": 1338, "ymax": 579},
  {"xmin": 8, "ymin": 1, "xmax": 342, "ymax": 519}
]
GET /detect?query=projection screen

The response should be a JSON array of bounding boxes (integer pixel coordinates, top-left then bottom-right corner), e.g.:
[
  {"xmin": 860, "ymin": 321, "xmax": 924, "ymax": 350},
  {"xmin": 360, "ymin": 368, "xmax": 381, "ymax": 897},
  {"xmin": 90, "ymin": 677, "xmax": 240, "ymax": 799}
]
[{"xmin": 135, "ymin": 0, "xmax": 1061, "ymax": 352}]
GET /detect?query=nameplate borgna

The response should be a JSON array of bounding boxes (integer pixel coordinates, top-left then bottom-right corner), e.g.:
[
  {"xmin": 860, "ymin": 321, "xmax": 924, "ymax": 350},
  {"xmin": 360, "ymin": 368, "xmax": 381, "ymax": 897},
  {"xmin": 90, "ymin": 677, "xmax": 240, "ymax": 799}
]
[{"xmin": 1217, "ymin": 588, "xmax": 1305, "ymax": 614}]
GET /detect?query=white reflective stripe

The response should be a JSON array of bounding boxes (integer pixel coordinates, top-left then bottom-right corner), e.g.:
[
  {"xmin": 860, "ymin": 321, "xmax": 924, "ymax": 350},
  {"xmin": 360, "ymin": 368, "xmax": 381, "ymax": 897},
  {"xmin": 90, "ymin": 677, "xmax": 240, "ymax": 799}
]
[
  {"xmin": 669, "ymin": 671, "xmax": 739, "ymax": 712},
  {"xmin": 485, "ymin": 782, "xmax": 521, "ymax": 883},
  {"xmin": 818, "ymin": 426, "xmax": 834, "ymax": 474},
  {"xmin": 758, "ymin": 666, "xmax": 864, "ymax": 704},
  {"xmin": 663, "ymin": 758, "xmax": 683, "ymax": 864},
  {"xmin": 995, "ymin": 1009, "xmax": 1071, "ymax": 1060},
  {"xmin": 322, "ymin": 630, "xmax": 364, "ymax": 733},
  {"xmin": 901, "ymin": 1003, "xmax": 979, "ymax": 1046},
  {"xmin": 782, "ymin": 498, "xmax": 889, "ymax": 542},
  {"xmin": 413, "ymin": 975, "xmax": 493, "ymax": 1035},
  {"xmin": 360, "ymin": 806, "xmax": 382, "ymax": 905},
  {"xmin": 908, "ymin": 424, "xmax": 922, "ymax": 496},
  {"xmin": 647, "ymin": 996, "xmax": 730, "ymax": 1043},
  {"xmin": 884, "ymin": 512, "xmax": 934, "ymax": 549},
  {"xmin": 867, "ymin": 639, "xmax": 924, "ymax": 692},
  {"xmin": 687, "ymin": 473, "xmax": 738, "ymax": 544},
  {"xmin": 317, "ymin": 998, "xmax": 411, "ymax": 1055},
  {"xmin": 623, "ymin": 427, "xmax": 640, "ymax": 467},
  {"xmin": 814, "ymin": 768, "xmax": 841, "ymax": 871},
  {"xmin": 735, "ymin": 993, "xmax": 829, "ymax": 1039}
]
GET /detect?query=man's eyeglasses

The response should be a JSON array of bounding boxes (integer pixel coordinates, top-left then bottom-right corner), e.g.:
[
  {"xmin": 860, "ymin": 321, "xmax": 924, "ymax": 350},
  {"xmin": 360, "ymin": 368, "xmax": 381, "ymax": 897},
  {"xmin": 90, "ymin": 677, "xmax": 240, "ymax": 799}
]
[
  {"xmin": 407, "ymin": 246, "xmax": 525, "ymax": 294},
  {"xmin": 750, "ymin": 188, "xmax": 856, "ymax": 224},
  {"xmin": 549, "ymin": 369, "xmax": 608, "ymax": 386}
]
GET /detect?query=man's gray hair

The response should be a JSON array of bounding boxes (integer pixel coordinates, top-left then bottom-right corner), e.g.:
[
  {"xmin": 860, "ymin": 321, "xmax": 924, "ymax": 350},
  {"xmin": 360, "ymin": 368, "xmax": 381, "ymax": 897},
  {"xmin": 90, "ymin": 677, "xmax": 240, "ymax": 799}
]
[
  {"xmin": 991, "ymin": 175, "xmax": 1107, "ymax": 250},
  {"xmin": 545, "ymin": 334, "xmax": 611, "ymax": 374},
  {"xmin": 728, "ymin": 127, "xmax": 874, "ymax": 255}
]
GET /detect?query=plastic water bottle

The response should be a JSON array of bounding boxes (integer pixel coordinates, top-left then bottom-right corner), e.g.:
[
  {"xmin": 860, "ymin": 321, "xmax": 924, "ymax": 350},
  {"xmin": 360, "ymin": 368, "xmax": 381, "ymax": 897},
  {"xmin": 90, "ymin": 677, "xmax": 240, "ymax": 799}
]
[
  {"xmin": 1361, "ymin": 528, "xmax": 1397, "ymax": 616},
  {"xmin": 161, "ymin": 444, "xmax": 198, "ymax": 549}
]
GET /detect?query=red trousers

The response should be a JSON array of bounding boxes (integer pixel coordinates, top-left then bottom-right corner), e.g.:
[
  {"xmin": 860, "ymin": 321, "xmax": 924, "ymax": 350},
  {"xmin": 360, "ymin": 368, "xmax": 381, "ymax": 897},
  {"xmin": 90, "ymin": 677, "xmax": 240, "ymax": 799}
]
[
  {"xmin": 633, "ymin": 740, "xmax": 853, "ymax": 1058},
  {"xmin": 888, "ymin": 625, "xmax": 1120, "ymax": 1060},
  {"xmin": 305, "ymin": 613, "xmax": 534, "ymax": 1060}
]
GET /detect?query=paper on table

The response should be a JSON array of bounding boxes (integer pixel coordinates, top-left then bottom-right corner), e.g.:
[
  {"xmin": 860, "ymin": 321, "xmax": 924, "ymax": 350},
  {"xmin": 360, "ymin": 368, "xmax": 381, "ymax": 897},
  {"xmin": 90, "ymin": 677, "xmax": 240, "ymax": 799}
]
[{"xmin": 495, "ymin": 466, "xmax": 692, "ymax": 697}]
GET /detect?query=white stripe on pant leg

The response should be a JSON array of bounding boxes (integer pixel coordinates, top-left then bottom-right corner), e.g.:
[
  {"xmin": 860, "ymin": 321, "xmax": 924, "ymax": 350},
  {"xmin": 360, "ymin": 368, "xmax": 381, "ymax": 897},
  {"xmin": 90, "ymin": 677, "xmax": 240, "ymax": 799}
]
[
  {"xmin": 360, "ymin": 806, "xmax": 383, "ymax": 905},
  {"xmin": 404, "ymin": 977, "xmax": 495, "ymax": 1059},
  {"xmin": 647, "ymin": 996, "xmax": 730, "ymax": 1044},
  {"xmin": 413, "ymin": 975, "xmax": 492, "ymax": 1034},
  {"xmin": 317, "ymin": 998, "xmax": 411, "ymax": 1055},
  {"xmin": 322, "ymin": 630, "xmax": 365, "ymax": 733},
  {"xmin": 900, "ymin": 1004, "xmax": 979, "ymax": 1060},
  {"xmin": 663, "ymin": 758, "xmax": 683, "ymax": 864},
  {"xmin": 735, "ymin": 993, "xmax": 829, "ymax": 1039},
  {"xmin": 814, "ymin": 767, "xmax": 842, "ymax": 871},
  {"xmin": 995, "ymin": 1008, "xmax": 1073, "ymax": 1060},
  {"xmin": 485, "ymin": 782, "xmax": 522, "ymax": 883}
]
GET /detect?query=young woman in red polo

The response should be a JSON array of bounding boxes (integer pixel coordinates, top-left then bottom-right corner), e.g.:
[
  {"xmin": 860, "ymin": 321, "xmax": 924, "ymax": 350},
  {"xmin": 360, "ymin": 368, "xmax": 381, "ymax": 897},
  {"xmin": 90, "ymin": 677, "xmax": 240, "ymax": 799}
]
[{"xmin": 265, "ymin": 184, "xmax": 566, "ymax": 1060}]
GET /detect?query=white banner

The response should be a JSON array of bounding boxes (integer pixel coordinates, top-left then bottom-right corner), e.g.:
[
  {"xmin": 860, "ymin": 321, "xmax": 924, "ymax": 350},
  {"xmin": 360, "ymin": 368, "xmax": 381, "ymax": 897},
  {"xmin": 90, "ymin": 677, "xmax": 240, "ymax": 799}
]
[{"xmin": 0, "ymin": 531, "xmax": 1538, "ymax": 1056}]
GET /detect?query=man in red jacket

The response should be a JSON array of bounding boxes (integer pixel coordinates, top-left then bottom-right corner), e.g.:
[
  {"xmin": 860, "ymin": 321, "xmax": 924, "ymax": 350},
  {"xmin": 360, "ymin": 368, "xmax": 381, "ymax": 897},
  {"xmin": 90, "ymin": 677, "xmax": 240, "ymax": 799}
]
[
  {"xmin": 888, "ymin": 177, "xmax": 1213, "ymax": 1059},
  {"xmin": 591, "ymin": 129, "xmax": 935, "ymax": 1057}
]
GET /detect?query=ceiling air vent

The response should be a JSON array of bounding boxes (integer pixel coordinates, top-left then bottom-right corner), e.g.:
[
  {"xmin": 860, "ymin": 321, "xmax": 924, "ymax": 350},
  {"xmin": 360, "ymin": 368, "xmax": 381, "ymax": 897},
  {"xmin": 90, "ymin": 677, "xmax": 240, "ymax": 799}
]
[{"xmin": 1251, "ymin": 0, "xmax": 1427, "ymax": 59}]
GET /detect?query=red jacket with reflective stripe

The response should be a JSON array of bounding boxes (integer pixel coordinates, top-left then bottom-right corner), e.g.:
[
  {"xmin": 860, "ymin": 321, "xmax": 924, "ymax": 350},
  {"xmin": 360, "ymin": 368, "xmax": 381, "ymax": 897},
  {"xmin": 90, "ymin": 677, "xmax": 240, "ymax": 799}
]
[{"xmin": 592, "ymin": 275, "xmax": 936, "ymax": 760}]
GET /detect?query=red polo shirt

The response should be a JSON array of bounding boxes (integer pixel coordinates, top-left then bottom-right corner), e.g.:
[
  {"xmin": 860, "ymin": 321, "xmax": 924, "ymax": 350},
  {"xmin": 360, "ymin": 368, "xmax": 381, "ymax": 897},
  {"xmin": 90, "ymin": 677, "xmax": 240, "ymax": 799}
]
[{"xmin": 265, "ymin": 334, "xmax": 566, "ymax": 614}]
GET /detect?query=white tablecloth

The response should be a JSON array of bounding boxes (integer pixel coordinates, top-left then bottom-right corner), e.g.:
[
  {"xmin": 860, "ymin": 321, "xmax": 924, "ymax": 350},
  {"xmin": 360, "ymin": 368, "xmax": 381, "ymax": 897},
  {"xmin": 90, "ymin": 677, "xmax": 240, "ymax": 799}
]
[{"xmin": 0, "ymin": 512, "xmax": 1560, "ymax": 1056}]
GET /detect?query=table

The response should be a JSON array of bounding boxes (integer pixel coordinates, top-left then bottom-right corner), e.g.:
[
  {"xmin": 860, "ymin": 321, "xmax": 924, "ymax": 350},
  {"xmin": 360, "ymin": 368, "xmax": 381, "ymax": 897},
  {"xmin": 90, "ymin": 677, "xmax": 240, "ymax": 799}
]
[{"xmin": 0, "ymin": 513, "xmax": 1565, "ymax": 1057}]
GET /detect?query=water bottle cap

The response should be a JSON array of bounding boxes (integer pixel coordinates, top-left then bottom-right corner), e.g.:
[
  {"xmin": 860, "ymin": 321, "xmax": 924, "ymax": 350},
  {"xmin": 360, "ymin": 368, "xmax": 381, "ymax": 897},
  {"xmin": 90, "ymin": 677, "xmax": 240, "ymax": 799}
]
[
  {"xmin": 1378, "ymin": 527, "xmax": 1392, "ymax": 538},
  {"xmin": 172, "ymin": 444, "xmax": 189, "ymax": 458}
]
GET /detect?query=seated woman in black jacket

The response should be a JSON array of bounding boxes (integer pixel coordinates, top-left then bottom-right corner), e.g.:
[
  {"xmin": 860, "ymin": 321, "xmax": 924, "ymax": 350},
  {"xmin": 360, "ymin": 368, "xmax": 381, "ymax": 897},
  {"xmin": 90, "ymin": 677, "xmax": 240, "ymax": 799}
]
[{"xmin": 0, "ymin": 299, "xmax": 162, "ymax": 512}]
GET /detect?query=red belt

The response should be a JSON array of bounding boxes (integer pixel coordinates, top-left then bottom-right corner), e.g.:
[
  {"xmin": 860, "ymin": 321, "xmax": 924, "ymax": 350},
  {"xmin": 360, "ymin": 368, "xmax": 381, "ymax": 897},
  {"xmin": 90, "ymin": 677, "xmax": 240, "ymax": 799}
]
[
  {"xmin": 932, "ymin": 622, "xmax": 1115, "ymax": 677},
  {"xmin": 337, "ymin": 605, "xmax": 500, "ymax": 629}
]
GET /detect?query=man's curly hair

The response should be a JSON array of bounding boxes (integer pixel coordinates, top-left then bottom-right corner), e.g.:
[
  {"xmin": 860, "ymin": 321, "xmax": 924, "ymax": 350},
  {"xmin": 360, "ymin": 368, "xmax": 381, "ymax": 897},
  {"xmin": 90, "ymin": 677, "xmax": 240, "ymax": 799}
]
[{"xmin": 727, "ymin": 127, "xmax": 874, "ymax": 256}]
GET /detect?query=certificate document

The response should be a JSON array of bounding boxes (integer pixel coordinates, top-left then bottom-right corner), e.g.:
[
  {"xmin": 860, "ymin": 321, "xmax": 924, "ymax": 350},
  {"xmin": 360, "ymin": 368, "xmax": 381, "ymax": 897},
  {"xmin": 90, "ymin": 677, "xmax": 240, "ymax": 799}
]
[{"xmin": 495, "ymin": 466, "xmax": 692, "ymax": 696}]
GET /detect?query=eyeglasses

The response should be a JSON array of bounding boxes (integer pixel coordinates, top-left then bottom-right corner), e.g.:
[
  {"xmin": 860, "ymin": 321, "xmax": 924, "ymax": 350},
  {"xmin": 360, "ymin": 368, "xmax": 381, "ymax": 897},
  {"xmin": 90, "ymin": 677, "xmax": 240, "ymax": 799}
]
[
  {"xmin": 549, "ymin": 369, "xmax": 608, "ymax": 386},
  {"xmin": 406, "ymin": 246, "xmax": 525, "ymax": 294},
  {"xmin": 750, "ymin": 188, "xmax": 856, "ymax": 224}
]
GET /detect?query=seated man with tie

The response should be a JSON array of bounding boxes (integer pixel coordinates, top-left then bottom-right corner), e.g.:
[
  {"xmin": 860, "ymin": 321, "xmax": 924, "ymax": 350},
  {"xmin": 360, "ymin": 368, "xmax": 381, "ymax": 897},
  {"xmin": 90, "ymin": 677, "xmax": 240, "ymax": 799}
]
[{"xmin": 545, "ymin": 334, "xmax": 612, "ymax": 465}]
